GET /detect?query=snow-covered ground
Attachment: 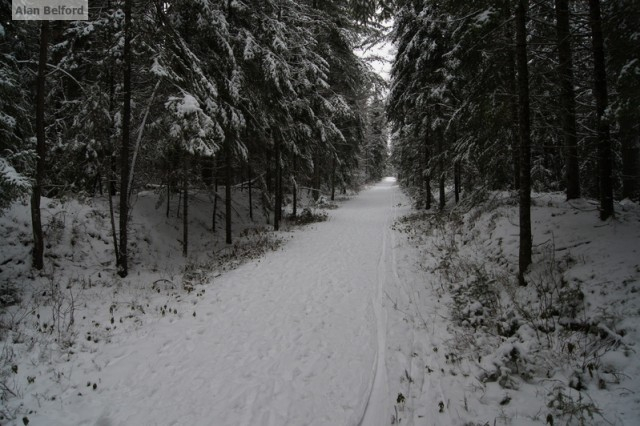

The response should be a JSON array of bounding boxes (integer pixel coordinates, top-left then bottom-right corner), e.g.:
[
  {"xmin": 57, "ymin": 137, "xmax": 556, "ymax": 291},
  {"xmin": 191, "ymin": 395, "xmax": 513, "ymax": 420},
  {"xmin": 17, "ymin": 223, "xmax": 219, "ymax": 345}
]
[
  {"xmin": 1, "ymin": 180, "xmax": 639, "ymax": 425},
  {"xmin": 1, "ymin": 179, "xmax": 407, "ymax": 425},
  {"xmin": 387, "ymin": 191, "xmax": 640, "ymax": 425}
]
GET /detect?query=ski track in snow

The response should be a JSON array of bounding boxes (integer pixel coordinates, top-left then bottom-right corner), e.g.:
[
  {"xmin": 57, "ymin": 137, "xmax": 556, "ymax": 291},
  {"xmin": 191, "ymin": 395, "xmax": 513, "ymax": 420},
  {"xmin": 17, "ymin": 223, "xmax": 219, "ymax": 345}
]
[{"xmin": 42, "ymin": 178, "xmax": 406, "ymax": 426}]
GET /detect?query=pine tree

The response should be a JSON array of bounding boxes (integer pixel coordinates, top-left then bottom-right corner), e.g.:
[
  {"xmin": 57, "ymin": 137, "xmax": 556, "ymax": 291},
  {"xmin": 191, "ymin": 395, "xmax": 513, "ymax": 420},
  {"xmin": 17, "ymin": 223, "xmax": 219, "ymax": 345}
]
[{"xmin": 0, "ymin": 6, "xmax": 34, "ymax": 210}]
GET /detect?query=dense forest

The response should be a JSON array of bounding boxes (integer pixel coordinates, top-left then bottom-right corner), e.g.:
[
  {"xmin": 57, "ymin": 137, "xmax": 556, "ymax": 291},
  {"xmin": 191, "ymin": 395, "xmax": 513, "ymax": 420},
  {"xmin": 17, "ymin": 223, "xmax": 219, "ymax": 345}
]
[
  {"xmin": 1, "ymin": 0, "xmax": 639, "ymax": 281},
  {"xmin": 1, "ymin": 0, "xmax": 390, "ymax": 276},
  {"xmin": 387, "ymin": 0, "xmax": 639, "ymax": 282}
]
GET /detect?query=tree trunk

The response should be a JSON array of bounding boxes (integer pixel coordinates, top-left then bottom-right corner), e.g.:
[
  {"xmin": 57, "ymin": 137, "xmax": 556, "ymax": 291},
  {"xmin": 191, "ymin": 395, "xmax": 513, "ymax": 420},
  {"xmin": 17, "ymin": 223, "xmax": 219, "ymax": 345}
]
[
  {"xmin": 438, "ymin": 137, "xmax": 445, "ymax": 210},
  {"xmin": 212, "ymin": 176, "xmax": 218, "ymax": 232},
  {"xmin": 166, "ymin": 162, "xmax": 171, "ymax": 218},
  {"xmin": 117, "ymin": 0, "xmax": 132, "ymax": 277},
  {"xmin": 110, "ymin": 154, "xmax": 117, "ymax": 196},
  {"xmin": 507, "ymin": 34, "xmax": 520, "ymax": 191},
  {"xmin": 248, "ymin": 164, "xmax": 253, "ymax": 220},
  {"xmin": 454, "ymin": 160, "xmax": 461, "ymax": 203},
  {"xmin": 176, "ymin": 187, "xmax": 181, "ymax": 218},
  {"xmin": 588, "ymin": 0, "xmax": 614, "ymax": 220},
  {"xmin": 31, "ymin": 20, "xmax": 49, "ymax": 271},
  {"xmin": 423, "ymin": 133, "xmax": 431, "ymax": 210},
  {"xmin": 292, "ymin": 157, "xmax": 297, "ymax": 218},
  {"xmin": 211, "ymin": 156, "xmax": 217, "ymax": 229},
  {"xmin": 128, "ymin": 80, "xmax": 160, "ymax": 200},
  {"xmin": 265, "ymin": 150, "xmax": 272, "ymax": 194},
  {"xmin": 108, "ymin": 66, "xmax": 117, "ymax": 196},
  {"xmin": 182, "ymin": 153, "xmax": 189, "ymax": 256},
  {"xmin": 516, "ymin": 0, "xmax": 532, "ymax": 285},
  {"xmin": 108, "ymin": 153, "xmax": 119, "ymax": 260},
  {"xmin": 274, "ymin": 134, "xmax": 282, "ymax": 231},
  {"xmin": 331, "ymin": 156, "xmax": 336, "ymax": 201},
  {"xmin": 278, "ymin": 155, "xmax": 283, "ymax": 219},
  {"xmin": 312, "ymin": 153, "xmax": 320, "ymax": 201},
  {"xmin": 225, "ymin": 139, "xmax": 232, "ymax": 244},
  {"xmin": 555, "ymin": 0, "xmax": 580, "ymax": 200}
]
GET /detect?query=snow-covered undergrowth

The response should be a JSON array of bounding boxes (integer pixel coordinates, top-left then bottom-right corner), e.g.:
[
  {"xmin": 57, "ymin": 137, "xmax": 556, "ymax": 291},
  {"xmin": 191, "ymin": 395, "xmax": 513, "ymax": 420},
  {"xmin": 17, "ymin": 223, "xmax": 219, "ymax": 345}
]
[
  {"xmin": 393, "ymin": 191, "xmax": 640, "ymax": 425},
  {"xmin": 0, "ymin": 186, "xmax": 330, "ymax": 424}
]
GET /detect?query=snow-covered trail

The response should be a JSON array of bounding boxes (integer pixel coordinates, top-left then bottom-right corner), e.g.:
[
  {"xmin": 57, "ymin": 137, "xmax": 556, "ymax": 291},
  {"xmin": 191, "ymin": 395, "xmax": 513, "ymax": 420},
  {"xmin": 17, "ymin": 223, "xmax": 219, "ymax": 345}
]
[{"xmin": 43, "ymin": 178, "xmax": 406, "ymax": 426}]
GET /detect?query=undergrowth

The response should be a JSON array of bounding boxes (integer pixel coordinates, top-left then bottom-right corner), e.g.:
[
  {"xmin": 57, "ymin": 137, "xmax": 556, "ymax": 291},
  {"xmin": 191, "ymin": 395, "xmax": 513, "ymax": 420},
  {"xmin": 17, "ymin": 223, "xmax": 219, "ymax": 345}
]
[
  {"xmin": 288, "ymin": 208, "xmax": 329, "ymax": 225},
  {"xmin": 0, "ymin": 213, "xmax": 288, "ymax": 423},
  {"xmin": 395, "ymin": 195, "xmax": 626, "ymax": 425}
]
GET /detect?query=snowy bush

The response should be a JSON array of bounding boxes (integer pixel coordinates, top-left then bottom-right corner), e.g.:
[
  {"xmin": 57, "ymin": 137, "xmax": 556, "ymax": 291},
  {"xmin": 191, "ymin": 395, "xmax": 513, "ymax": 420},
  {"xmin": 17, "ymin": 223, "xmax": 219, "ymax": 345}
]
[
  {"xmin": 0, "ymin": 158, "xmax": 31, "ymax": 210},
  {"xmin": 401, "ymin": 193, "xmax": 638, "ymax": 424},
  {"xmin": 289, "ymin": 208, "xmax": 328, "ymax": 225}
]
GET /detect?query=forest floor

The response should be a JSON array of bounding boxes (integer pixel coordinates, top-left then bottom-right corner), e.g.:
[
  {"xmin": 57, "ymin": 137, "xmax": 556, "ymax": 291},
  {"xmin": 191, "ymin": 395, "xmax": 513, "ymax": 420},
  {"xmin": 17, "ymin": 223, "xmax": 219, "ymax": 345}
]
[{"xmin": 1, "ymin": 178, "xmax": 639, "ymax": 425}]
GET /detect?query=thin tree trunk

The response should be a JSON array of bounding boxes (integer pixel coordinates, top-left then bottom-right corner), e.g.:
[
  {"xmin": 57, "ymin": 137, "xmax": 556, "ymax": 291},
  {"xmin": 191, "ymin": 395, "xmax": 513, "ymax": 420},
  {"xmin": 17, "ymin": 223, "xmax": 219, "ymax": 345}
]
[
  {"xmin": 438, "ymin": 137, "xmax": 445, "ymax": 210},
  {"xmin": 439, "ymin": 173, "xmax": 445, "ymax": 210},
  {"xmin": 312, "ymin": 153, "xmax": 320, "ymax": 201},
  {"xmin": 555, "ymin": 0, "xmax": 580, "ymax": 200},
  {"xmin": 212, "ymin": 175, "xmax": 218, "ymax": 232},
  {"xmin": 507, "ymin": 38, "xmax": 520, "ymax": 191},
  {"xmin": 117, "ymin": 0, "xmax": 132, "ymax": 277},
  {"xmin": 110, "ymin": 153, "xmax": 117, "ymax": 196},
  {"xmin": 166, "ymin": 178, "xmax": 171, "ymax": 218},
  {"xmin": 165, "ymin": 153, "xmax": 171, "ymax": 218},
  {"xmin": 274, "ymin": 134, "xmax": 282, "ymax": 231},
  {"xmin": 331, "ymin": 156, "xmax": 336, "ymax": 201},
  {"xmin": 225, "ymin": 139, "xmax": 232, "ymax": 244},
  {"xmin": 248, "ymin": 164, "xmax": 253, "ymax": 221},
  {"xmin": 423, "ymin": 133, "xmax": 431, "ymax": 210},
  {"xmin": 588, "ymin": 0, "xmax": 614, "ymax": 220},
  {"xmin": 278, "ymin": 155, "xmax": 283, "ymax": 220},
  {"xmin": 211, "ymin": 157, "xmax": 217, "ymax": 229},
  {"xmin": 182, "ymin": 153, "xmax": 189, "ymax": 256},
  {"xmin": 292, "ymin": 157, "xmax": 297, "ymax": 218},
  {"xmin": 107, "ymin": 2, "xmax": 117, "ymax": 197},
  {"xmin": 108, "ymin": 153, "xmax": 119, "ymax": 260},
  {"xmin": 31, "ymin": 20, "xmax": 49, "ymax": 271},
  {"xmin": 176, "ymin": 186, "xmax": 181, "ymax": 218},
  {"xmin": 454, "ymin": 160, "xmax": 461, "ymax": 203},
  {"xmin": 516, "ymin": 0, "xmax": 532, "ymax": 285},
  {"xmin": 95, "ymin": 173, "xmax": 103, "ymax": 196},
  {"xmin": 128, "ymin": 80, "xmax": 160, "ymax": 200},
  {"xmin": 265, "ymin": 150, "xmax": 272, "ymax": 194}
]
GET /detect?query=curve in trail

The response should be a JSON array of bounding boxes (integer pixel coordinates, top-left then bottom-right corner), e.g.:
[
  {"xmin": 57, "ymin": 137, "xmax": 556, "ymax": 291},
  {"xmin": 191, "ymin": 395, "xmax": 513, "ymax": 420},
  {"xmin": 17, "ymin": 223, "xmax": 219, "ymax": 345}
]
[{"xmin": 46, "ymin": 178, "xmax": 401, "ymax": 426}]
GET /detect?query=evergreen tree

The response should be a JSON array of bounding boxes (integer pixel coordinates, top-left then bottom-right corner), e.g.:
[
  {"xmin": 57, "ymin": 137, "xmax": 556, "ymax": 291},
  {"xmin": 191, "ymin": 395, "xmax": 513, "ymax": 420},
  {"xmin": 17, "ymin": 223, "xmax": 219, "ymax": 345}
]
[{"xmin": 0, "ymin": 4, "xmax": 34, "ymax": 209}]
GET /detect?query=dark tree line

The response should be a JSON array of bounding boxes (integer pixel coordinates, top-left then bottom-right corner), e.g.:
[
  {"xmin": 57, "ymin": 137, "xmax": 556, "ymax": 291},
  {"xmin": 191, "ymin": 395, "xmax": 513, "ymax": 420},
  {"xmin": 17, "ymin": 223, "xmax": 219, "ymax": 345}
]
[
  {"xmin": 0, "ymin": 0, "xmax": 390, "ymax": 275},
  {"xmin": 388, "ymin": 0, "xmax": 640, "ymax": 282}
]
